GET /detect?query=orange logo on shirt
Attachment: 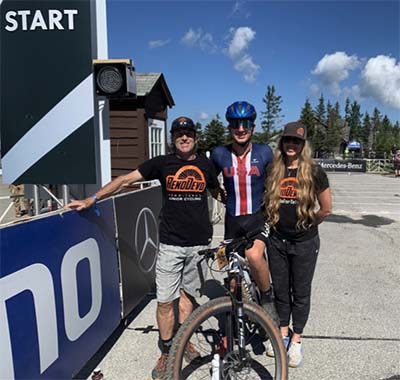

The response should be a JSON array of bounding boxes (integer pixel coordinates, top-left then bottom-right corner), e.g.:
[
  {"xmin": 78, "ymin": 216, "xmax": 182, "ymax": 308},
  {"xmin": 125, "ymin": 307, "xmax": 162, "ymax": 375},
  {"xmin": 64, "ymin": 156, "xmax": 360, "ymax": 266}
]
[
  {"xmin": 166, "ymin": 165, "xmax": 206, "ymax": 192},
  {"xmin": 280, "ymin": 177, "xmax": 298, "ymax": 199}
]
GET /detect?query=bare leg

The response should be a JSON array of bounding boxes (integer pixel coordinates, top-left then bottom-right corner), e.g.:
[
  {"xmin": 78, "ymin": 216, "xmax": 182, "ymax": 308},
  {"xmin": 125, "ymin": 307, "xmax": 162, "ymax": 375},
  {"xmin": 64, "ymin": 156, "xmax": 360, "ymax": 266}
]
[
  {"xmin": 280, "ymin": 326, "xmax": 289, "ymax": 337},
  {"xmin": 178, "ymin": 289, "xmax": 194, "ymax": 324},
  {"xmin": 246, "ymin": 239, "xmax": 271, "ymax": 292},
  {"xmin": 156, "ymin": 301, "xmax": 174, "ymax": 340},
  {"xmin": 291, "ymin": 333, "xmax": 302, "ymax": 343}
]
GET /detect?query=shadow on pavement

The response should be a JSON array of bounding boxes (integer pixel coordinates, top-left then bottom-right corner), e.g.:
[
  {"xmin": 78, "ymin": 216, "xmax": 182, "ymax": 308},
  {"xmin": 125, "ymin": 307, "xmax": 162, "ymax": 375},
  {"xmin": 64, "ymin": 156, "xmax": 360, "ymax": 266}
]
[
  {"xmin": 325, "ymin": 214, "xmax": 395, "ymax": 227},
  {"xmin": 73, "ymin": 294, "xmax": 156, "ymax": 379},
  {"xmin": 201, "ymin": 279, "xmax": 227, "ymax": 300}
]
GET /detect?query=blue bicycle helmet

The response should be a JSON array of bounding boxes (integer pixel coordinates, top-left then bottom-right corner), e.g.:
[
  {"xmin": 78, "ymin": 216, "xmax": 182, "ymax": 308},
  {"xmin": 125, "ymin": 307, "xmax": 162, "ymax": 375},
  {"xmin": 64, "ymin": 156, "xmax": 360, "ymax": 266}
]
[{"xmin": 225, "ymin": 101, "xmax": 257, "ymax": 122}]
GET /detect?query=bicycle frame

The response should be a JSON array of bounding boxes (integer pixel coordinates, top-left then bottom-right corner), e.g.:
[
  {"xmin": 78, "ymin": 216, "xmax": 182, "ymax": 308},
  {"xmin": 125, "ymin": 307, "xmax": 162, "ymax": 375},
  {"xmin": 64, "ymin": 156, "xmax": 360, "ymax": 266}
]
[{"xmin": 219, "ymin": 243, "xmax": 259, "ymax": 371}]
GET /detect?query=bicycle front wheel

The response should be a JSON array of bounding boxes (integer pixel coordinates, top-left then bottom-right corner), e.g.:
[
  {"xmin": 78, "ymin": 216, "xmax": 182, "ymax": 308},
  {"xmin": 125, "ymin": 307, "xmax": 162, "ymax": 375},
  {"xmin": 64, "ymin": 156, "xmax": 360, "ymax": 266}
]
[{"xmin": 165, "ymin": 297, "xmax": 288, "ymax": 380}]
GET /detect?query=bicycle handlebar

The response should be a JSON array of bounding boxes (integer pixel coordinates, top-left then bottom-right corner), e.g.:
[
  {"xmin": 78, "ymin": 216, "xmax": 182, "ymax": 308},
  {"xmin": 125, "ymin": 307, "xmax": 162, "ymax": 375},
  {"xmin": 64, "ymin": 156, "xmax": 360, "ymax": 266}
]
[{"xmin": 198, "ymin": 227, "xmax": 264, "ymax": 258}]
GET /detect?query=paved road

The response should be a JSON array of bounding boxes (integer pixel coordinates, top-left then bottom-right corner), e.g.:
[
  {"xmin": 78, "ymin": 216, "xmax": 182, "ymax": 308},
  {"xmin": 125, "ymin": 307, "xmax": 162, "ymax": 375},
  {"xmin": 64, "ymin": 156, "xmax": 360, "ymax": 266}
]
[
  {"xmin": 2, "ymin": 173, "xmax": 399, "ymax": 379},
  {"xmin": 85, "ymin": 172, "xmax": 399, "ymax": 380}
]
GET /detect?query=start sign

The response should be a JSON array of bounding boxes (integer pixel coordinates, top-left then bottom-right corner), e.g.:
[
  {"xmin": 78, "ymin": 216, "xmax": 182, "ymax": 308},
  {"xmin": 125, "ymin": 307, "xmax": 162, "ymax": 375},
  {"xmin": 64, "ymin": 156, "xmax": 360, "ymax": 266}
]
[
  {"xmin": 4, "ymin": 9, "xmax": 79, "ymax": 31},
  {"xmin": 0, "ymin": 0, "xmax": 98, "ymax": 184}
]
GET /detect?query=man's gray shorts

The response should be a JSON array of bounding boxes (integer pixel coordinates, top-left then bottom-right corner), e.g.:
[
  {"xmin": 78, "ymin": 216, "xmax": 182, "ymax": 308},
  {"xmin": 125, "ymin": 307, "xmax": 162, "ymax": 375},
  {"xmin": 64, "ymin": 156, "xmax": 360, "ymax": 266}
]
[{"xmin": 156, "ymin": 243, "xmax": 208, "ymax": 302}]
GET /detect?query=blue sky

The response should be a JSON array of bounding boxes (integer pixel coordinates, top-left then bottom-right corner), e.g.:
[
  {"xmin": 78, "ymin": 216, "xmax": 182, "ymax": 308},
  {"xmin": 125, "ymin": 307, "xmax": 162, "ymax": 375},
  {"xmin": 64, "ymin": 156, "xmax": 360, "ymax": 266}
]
[{"xmin": 107, "ymin": 0, "xmax": 399, "ymax": 131}]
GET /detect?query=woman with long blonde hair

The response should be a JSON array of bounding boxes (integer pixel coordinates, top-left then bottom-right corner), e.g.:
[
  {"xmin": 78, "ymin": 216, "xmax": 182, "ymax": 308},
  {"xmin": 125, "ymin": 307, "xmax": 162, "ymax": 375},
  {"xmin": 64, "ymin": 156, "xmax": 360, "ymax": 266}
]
[{"xmin": 264, "ymin": 121, "xmax": 332, "ymax": 368}]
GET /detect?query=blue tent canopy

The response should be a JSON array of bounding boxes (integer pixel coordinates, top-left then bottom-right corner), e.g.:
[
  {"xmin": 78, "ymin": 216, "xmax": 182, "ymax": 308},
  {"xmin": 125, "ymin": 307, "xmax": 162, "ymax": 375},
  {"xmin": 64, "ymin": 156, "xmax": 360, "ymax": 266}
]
[{"xmin": 347, "ymin": 140, "xmax": 361, "ymax": 149}]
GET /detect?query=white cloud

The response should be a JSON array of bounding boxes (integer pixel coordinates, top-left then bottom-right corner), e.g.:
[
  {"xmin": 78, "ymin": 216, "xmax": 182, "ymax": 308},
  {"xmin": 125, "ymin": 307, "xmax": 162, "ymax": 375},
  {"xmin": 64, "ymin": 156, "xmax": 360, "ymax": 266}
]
[
  {"xmin": 181, "ymin": 28, "xmax": 217, "ymax": 53},
  {"xmin": 228, "ymin": 27, "xmax": 255, "ymax": 58},
  {"xmin": 148, "ymin": 39, "xmax": 170, "ymax": 49},
  {"xmin": 309, "ymin": 83, "xmax": 321, "ymax": 97},
  {"xmin": 230, "ymin": 1, "xmax": 251, "ymax": 18},
  {"xmin": 358, "ymin": 55, "xmax": 400, "ymax": 109},
  {"xmin": 181, "ymin": 28, "xmax": 202, "ymax": 46},
  {"xmin": 227, "ymin": 27, "xmax": 260, "ymax": 82},
  {"xmin": 312, "ymin": 51, "xmax": 360, "ymax": 95},
  {"xmin": 200, "ymin": 112, "xmax": 209, "ymax": 120},
  {"xmin": 234, "ymin": 55, "xmax": 260, "ymax": 82}
]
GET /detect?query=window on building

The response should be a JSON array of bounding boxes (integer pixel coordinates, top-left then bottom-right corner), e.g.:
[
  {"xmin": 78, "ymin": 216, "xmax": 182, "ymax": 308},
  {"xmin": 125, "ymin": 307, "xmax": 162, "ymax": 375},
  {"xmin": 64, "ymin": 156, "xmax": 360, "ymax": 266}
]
[{"xmin": 148, "ymin": 119, "xmax": 165, "ymax": 158}]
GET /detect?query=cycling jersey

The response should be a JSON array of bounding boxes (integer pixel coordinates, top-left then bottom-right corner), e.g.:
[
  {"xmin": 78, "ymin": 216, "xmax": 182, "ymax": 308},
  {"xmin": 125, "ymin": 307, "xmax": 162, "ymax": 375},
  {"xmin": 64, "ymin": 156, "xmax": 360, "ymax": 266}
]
[{"xmin": 211, "ymin": 144, "xmax": 273, "ymax": 216}]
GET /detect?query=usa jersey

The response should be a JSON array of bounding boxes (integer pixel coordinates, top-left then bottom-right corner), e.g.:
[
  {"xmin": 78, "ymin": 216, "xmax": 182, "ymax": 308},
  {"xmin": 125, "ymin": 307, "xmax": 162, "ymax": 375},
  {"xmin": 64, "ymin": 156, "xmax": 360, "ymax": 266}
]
[{"xmin": 211, "ymin": 144, "xmax": 273, "ymax": 216}]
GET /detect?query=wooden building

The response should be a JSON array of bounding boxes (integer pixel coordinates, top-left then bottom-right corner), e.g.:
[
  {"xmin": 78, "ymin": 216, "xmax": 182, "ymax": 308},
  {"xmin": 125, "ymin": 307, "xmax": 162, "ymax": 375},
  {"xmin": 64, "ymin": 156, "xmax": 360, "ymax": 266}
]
[{"xmin": 109, "ymin": 73, "xmax": 175, "ymax": 178}]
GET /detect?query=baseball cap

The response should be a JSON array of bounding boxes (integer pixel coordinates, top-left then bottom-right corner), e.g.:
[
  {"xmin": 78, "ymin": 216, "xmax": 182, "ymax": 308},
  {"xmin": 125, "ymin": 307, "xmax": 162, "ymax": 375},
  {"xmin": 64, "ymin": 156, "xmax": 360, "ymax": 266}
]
[{"xmin": 282, "ymin": 121, "xmax": 307, "ymax": 140}]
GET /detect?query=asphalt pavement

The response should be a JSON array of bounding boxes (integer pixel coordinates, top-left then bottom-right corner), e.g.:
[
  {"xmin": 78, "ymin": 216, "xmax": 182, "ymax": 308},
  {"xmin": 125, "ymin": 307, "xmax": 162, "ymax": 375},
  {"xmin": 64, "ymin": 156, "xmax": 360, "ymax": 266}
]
[
  {"xmin": 85, "ymin": 172, "xmax": 400, "ymax": 380},
  {"xmin": 1, "ymin": 173, "xmax": 399, "ymax": 380}
]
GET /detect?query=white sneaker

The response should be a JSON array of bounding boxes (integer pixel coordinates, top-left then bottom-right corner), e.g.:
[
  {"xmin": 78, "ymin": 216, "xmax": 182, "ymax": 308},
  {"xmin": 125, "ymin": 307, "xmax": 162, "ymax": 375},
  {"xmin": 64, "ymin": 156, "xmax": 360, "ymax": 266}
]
[
  {"xmin": 287, "ymin": 341, "xmax": 304, "ymax": 368},
  {"xmin": 266, "ymin": 335, "xmax": 291, "ymax": 358}
]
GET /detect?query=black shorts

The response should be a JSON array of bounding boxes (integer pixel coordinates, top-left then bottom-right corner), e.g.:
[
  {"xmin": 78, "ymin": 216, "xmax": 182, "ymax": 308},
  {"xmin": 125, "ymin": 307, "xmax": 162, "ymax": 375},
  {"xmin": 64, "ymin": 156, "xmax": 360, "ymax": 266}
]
[{"xmin": 224, "ymin": 210, "xmax": 268, "ymax": 244}]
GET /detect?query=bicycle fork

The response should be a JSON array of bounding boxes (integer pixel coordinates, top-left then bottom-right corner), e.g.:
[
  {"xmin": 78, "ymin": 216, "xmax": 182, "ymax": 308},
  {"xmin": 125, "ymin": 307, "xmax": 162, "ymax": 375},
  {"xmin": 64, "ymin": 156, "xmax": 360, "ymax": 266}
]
[
  {"xmin": 233, "ymin": 278, "xmax": 248, "ymax": 363},
  {"xmin": 223, "ymin": 271, "xmax": 249, "ymax": 375}
]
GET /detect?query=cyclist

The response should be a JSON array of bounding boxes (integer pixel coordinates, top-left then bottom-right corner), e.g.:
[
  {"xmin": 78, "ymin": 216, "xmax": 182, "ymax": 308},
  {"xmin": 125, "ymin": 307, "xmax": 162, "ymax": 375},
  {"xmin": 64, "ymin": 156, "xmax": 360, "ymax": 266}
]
[
  {"xmin": 211, "ymin": 100, "xmax": 279, "ymax": 325},
  {"xmin": 66, "ymin": 116, "xmax": 221, "ymax": 380}
]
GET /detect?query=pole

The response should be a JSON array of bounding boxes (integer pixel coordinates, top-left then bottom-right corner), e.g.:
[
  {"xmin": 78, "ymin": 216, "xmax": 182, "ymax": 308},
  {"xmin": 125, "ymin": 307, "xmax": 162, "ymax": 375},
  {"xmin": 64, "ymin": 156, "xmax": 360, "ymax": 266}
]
[
  {"xmin": 61, "ymin": 185, "xmax": 69, "ymax": 206},
  {"xmin": 33, "ymin": 185, "xmax": 40, "ymax": 215}
]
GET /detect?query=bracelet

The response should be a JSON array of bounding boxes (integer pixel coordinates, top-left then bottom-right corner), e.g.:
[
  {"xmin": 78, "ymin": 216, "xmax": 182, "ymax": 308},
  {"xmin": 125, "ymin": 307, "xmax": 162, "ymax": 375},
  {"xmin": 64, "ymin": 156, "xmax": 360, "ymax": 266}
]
[{"xmin": 91, "ymin": 194, "xmax": 98, "ymax": 203}]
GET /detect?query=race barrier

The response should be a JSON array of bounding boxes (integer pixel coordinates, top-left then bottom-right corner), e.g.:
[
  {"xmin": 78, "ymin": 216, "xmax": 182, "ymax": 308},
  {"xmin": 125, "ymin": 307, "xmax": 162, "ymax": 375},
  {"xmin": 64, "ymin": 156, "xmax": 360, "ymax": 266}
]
[
  {"xmin": 0, "ymin": 186, "xmax": 161, "ymax": 379},
  {"xmin": 114, "ymin": 186, "xmax": 162, "ymax": 317},
  {"xmin": 315, "ymin": 159, "xmax": 366, "ymax": 173}
]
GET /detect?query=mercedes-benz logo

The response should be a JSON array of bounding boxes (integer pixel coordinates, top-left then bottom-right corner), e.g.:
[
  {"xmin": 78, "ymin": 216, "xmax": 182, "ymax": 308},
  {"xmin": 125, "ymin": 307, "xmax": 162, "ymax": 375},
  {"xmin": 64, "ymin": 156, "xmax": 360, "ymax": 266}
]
[{"xmin": 134, "ymin": 207, "xmax": 159, "ymax": 273}]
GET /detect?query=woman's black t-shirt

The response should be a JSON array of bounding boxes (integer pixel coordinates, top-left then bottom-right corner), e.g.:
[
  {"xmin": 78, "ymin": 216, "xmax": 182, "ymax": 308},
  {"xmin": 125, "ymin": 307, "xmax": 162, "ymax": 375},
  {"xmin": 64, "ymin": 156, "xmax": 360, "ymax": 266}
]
[
  {"xmin": 138, "ymin": 154, "xmax": 219, "ymax": 246},
  {"xmin": 272, "ymin": 164, "xmax": 329, "ymax": 242}
]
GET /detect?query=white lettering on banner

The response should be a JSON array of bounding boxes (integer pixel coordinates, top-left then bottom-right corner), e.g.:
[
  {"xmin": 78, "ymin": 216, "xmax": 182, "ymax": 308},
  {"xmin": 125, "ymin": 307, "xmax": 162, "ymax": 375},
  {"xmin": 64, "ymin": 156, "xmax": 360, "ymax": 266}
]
[
  {"xmin": 62, "ymin": 238, "xmax": 102, "ymax": 341},
  {"xmin": 0, "ymin": 264, "xmax": 58, "ymax": 380},
  {"xmin": 0, "ymin": 239, "xmax": 102, "ymax": 380},
  {"xmin": 4, "ymin": 9, "xmax": 78, "ymax": 32}
]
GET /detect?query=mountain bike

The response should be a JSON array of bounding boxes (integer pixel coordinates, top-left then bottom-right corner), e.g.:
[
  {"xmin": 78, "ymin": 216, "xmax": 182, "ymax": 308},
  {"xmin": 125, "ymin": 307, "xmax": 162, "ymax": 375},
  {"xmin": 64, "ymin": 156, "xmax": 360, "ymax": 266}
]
[{"xmin": 164, "ymin": 229, "xmax": 288, "ymax": 380}]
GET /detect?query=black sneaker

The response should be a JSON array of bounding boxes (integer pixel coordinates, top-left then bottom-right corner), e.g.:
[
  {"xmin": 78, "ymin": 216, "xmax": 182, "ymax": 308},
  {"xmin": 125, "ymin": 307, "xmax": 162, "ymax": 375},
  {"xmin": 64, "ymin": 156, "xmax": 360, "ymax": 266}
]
[{"xmin": 151, "ymin": 353, "xmax": 168, "ymax": 379}]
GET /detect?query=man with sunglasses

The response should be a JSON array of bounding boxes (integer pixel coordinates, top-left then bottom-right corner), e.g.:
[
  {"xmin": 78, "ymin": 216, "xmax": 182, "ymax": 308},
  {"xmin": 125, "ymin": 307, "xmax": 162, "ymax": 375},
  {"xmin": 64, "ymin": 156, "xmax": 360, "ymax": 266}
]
[
  {"xmin": 210, "ymin": 101, "xmax": 279, "ymax": 325},
  {"xmin": 66, "ymin": 116, "xmax": 220, "ymax": 380}
]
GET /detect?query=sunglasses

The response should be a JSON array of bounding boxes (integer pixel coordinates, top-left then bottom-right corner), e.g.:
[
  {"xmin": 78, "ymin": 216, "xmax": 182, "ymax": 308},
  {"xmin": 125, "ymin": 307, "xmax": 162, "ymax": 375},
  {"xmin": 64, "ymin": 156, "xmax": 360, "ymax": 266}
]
[
  {"xmin": 173, "ymin": 130, "xmax": 196, "ymax": 139},
  {"xmin": 229, "ymin": 119, "xmax": 254, "ymax": 129},
  {"xmin": 282, "ymin": 136, "xmax": 304, "ymax": 145}
]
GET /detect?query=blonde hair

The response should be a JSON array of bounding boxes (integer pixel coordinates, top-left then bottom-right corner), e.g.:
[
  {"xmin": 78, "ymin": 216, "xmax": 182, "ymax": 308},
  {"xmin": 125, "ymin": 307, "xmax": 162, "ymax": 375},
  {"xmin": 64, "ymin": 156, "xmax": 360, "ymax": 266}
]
[{"xmin": 263, "ymin": 139, "xmax": 316, "ymax": 229}]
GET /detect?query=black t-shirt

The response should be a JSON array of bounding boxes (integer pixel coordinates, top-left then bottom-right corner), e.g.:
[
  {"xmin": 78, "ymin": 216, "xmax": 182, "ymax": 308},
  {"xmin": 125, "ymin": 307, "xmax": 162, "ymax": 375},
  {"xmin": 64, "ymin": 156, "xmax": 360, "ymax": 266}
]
[
  {"xmin": 272, "ymin": 164, "xmax": 329, "ymax": 242},
  {"xmin": 138, "ymin": 154, "xmax": 219, "ymax": 246}
]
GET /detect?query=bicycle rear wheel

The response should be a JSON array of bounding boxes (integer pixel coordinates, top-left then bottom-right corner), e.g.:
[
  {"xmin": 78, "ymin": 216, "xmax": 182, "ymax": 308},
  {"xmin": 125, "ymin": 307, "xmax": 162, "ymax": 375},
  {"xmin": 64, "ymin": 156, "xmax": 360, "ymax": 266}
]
[{"xmin": 165, "ymin": 297, "xmax": 288, "ymax": 380}]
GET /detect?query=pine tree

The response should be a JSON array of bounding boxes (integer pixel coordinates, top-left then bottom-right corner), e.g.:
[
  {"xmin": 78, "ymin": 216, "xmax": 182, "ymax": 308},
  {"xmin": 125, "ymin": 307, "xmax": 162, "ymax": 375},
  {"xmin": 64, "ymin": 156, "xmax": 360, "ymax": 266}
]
[
  {"xmin": 361, "ymin": 112, "xmax": 372, "ymax": 150},
  {"xmin": 343, "ymin": 97, "xmax": 351, "ymax": 140},
  {"xmin": 314, "ymin": 94, "xmax": 327, "ymax": 124},
  {"xmin": 348, "ymin": 101, "xmax": 363, "ymax": 141},
  {"xmin": 325, "ymin": 101, "xmax": 342, "ymax": 156},
  {"xmin": 194, "ymin": 122, "xmax": 206, "ymax": 154},
  {"xmin": 371, "ymin": 107, "xmax": 382, "ymax": 151},
  {"xmin": 300, "ymin": 98, "xmax": 316, "ymax": 151},
  {"xmin": 260, "ymin": 85, "xmax": 284, "ymax": 138},
  {"xmin": 202, "ymin": 115, "xmax": 227, "ymax": 154},
  {"xmin": 375, "ymin": 115, "xmax": 394, "ymax": 153},
  {"xmin": 313, "ymin": 94, "xmax": 326, "ymax": 156}
]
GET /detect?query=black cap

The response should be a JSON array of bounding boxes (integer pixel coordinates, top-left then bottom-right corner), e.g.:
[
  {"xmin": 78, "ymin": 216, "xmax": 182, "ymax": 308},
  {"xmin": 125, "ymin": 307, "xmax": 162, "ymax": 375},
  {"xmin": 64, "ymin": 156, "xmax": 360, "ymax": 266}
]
[
  {"xmin": 282, "ymin": 121, "xmax": 307, "ymax": 140},
  {"xmin": 170, "ymin": 116, "xmax": 196, "ymax": 133}
]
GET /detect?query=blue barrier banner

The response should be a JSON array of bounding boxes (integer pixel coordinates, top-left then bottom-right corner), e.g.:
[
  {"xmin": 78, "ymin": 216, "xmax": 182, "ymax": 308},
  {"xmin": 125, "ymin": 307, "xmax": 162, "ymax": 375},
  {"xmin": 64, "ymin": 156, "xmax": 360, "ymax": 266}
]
[{"xmin": 0, "ymin": 200, "xmax": 121, "ymax": 379}]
